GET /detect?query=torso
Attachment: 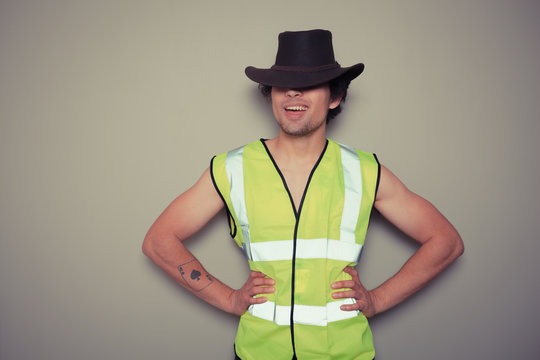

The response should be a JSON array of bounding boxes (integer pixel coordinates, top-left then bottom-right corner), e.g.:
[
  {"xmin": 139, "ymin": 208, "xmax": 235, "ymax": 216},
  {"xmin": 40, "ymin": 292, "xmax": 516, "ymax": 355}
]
[
  {"xmin": 277, "ymin": 164, "xmax": 313, "ymax": 212},
  {"xmin": 263, "ymin": 137, "xmax": 326, "ymax": 213}
]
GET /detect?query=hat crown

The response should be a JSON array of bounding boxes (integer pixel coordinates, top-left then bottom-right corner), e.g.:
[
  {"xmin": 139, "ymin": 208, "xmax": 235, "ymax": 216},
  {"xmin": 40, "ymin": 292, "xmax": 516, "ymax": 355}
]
[
  {"xmin": 274, "ymin": 29, "xmax": 337, "ymax": 68},
  {"xmin": 245, "ymin": 29, "xmax": 363, "ymax": 88}
]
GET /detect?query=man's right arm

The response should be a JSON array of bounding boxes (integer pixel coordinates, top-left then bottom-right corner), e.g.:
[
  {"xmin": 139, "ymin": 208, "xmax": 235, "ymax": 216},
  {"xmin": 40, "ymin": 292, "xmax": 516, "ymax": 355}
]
[{"xmin": 142, "ymin": 167, "xmax": 274, "ymax": 315}]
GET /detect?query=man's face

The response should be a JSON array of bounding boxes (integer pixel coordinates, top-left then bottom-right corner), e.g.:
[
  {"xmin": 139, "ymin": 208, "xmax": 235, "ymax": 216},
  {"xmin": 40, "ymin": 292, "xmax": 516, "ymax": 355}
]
[{"xmin": 270, "ymin": 84, "xmax": 342, "ymax": 137}]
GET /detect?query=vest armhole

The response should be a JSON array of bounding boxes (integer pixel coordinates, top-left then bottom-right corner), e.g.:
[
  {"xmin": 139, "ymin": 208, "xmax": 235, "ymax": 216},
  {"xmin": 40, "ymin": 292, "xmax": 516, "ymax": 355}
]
[
  {"xmin": 373, "ymin": 153, "xmax": 381, "ymax": 201},
  {"xmin": 210, "ymin": 156, "xmax": 237, "ymax": 239}
]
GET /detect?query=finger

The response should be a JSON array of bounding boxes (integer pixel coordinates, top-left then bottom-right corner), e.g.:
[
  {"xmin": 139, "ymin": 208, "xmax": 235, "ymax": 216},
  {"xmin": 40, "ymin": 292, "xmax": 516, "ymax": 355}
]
[
  {"xmin": 250, "ymin": 286, "xmax": 275, "ymax": 296},
  {"xmin": 340, "ymin": 303, "xmax": 362, "ymax": 311},
  {"xmin": 331, "ymin": 290, "xmax": 356, "ymax": 299},
  {"xmin": 331, "ymin": 280, "xmax": 354, "ymax": 290},
  {"xmin": 339, "ymin": 298, "xmax": 369, "ymax": 311},
  {"xmin": 249, "ymin": 272, "xmax": 275, "ymax": 285},
  {"xmin": 251, "ymin": 277, "xmax": 276, "ymax": 286},
  {"xmin": 249, "ymin": 271, "xmax": 267, "ymax": 278},
  {"xmin": 342, "ymin": 266, "xmax": 358, "ymax": 276},
  {"xmin": 249, "ymin": 296, "xmax": 267, "ymax": 304}
]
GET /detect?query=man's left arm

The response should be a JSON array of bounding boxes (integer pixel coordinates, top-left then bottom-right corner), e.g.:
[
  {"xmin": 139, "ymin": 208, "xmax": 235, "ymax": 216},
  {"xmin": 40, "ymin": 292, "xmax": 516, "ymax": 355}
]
[{"xmin": 332, "ymin": 164, "xmax": 464, "ymax": 317}]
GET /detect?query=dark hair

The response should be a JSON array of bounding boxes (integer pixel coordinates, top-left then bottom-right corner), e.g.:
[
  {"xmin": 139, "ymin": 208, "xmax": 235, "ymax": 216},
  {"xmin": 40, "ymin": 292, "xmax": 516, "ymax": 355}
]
[{"xmin": 258, "ymin": 75, "xmax": 351, "ymax": 123}]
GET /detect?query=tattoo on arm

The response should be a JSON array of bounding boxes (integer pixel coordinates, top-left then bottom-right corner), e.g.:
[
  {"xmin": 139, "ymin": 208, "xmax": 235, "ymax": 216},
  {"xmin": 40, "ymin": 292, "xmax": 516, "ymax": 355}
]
[{"xmin": 178, "ymin": 260, "xmax": 214, "ymax": 291}]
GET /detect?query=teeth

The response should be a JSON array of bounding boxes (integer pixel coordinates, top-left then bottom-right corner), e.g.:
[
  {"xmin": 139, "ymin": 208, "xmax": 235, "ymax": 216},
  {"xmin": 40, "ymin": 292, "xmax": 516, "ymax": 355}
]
[{"xmin": 285, "ymin": 106, "xmax": 307, "ymax": 111}]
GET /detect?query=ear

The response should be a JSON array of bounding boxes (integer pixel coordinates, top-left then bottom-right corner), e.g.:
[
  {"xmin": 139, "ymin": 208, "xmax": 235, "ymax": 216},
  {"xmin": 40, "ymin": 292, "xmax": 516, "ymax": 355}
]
[{"xmin": 329, "ymin": 93, "xmax": 343, "ymax": 109}]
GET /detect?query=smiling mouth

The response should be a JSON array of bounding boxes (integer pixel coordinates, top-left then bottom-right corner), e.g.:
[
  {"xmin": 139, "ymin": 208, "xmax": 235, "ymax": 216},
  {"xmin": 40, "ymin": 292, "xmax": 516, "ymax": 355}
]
[{"xmin": 285, "ymin": 105, "xmax": 308, "ymax": 111}]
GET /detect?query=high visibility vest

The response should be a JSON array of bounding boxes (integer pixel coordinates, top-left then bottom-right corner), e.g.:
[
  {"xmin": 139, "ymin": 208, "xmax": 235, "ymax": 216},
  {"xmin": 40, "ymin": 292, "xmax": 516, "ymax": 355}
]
[{"xmin": 211, "ymin": 139, "xmax": 380, "ymax": 360}]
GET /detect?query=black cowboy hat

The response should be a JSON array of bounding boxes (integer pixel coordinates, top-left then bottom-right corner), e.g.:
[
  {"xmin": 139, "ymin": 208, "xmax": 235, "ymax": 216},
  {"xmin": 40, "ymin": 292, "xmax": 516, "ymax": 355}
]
[{"xmin": 245, "ymin": 29, "xmax": 364, "ymax": 89}]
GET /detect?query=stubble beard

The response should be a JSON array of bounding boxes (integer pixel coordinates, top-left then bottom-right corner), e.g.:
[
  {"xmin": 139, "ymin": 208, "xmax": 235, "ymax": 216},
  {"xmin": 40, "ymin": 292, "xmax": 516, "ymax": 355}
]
[{"xmin": 278, "ymin": 116, "xmax": 326, "ymax": 137}]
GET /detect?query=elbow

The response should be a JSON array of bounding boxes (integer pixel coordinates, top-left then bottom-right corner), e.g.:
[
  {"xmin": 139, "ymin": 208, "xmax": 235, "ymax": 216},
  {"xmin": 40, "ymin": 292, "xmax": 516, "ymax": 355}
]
[
  {"xmin": 142, "ymin": 230, "xmax": 182, "ymax": 262},
  {"xmin": 430, "ymin": 230, "xmax": 464, "ymax": 265},
  {"xmin": 142, "ymin": 236, "xmax": 151, "ymax": 257},
  {"xmin": 456, "ymin": 236, "xmax": 465, "ymax": 257},
  {"xmin": 448, "ymin": 232, "xmax": 464, "ymax": 262},
  {"xmin": 142, "ymin": 232, "xmax": 157, "ymax": 259}
]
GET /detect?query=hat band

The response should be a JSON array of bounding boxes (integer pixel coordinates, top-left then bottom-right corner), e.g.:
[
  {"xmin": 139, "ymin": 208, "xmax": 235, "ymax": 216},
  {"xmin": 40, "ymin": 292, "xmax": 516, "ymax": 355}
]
[{"xmin": 270, "ymin": 62, "xmax": 340, "ymax": 72}]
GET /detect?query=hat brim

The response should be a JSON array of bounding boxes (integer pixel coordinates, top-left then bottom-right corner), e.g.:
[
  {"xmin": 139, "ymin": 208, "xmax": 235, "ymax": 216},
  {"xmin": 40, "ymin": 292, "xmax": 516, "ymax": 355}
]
[{"xmin": 245, "ymin": 63, "xmax": 364, "ymax": 88}]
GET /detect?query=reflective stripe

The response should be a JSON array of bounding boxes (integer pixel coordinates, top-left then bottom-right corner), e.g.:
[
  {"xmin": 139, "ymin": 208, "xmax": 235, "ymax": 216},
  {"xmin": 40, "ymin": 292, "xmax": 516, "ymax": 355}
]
[
  {"xmin": 338, "ymin": 143, "xmax": 363, "ymax": 243},
  {"xmin": 248, "ymin": 299, "xmax": 359, "ymax": 326},
  {"xmin": 225, "ymin": 147, "xmax": 252, "ymax": 260},
  {"xmin": 248, "ymin": 300, "xmax": 290, "ymax": 325},
  {"xmin": 250, "ymin": 239, "xmax": 362, "ymax": 263},
  {"xmin": 249, "ymin": 240, "xmax": 292, "ymax": 261}
]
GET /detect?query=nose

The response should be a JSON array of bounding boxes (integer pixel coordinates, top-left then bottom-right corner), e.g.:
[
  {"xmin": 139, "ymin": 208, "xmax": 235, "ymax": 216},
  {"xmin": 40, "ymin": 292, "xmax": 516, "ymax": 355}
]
[{"xmin": 286, "ymin": 88, "xmax": 303, "ymax": 97}]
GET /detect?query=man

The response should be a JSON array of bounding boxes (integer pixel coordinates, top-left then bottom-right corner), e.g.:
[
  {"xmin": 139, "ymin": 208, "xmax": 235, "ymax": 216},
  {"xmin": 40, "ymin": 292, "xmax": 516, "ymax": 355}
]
[{"xmin": 143, "ymin": 29, "xmax": 463, "ymax": 360}]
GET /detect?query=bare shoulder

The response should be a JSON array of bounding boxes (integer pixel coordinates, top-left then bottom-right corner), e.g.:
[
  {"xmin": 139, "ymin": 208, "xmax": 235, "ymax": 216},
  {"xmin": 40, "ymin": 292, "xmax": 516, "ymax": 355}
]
[
  {"xmin": 374, "ymin": 165, "xmax": 461, "ymax": 246},
  {"xmin": 147, "ymin": 167, "xmax": 224, "ymax": 242},
  {"xmin": 375, "ymin": 165, "xmax": 408, "ymax": 203}
]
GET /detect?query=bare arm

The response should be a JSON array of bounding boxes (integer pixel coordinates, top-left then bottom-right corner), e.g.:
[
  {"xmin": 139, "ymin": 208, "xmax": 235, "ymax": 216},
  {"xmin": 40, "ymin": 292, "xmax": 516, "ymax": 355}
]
[
  {"xmin": 332, "ymin": 165, "xmax": 464, "ymax": 317},
  {"xmin": 142, "ymin": 168, "xmax": 274, "ymax": 315}
]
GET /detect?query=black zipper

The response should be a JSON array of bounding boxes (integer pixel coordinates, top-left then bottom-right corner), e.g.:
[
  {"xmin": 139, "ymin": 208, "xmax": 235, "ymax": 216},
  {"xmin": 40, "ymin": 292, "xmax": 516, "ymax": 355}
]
[{"xmin": 260, "ymin": 139, "xmax": 329, "ymax": 358}]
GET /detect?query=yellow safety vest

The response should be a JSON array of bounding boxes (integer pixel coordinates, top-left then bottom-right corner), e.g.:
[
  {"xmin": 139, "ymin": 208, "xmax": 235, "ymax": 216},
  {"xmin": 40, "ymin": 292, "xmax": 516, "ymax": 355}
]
[{"xmin": 211, "ymin": 139, "xmax": 380, "ymax": 360}]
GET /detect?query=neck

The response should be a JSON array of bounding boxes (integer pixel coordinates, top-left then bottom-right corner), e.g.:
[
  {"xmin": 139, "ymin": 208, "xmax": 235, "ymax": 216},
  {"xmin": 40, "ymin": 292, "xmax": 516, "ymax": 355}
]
[{"xmin": 267, "ymin": 126, "xmax": 327, "ymax": 164}]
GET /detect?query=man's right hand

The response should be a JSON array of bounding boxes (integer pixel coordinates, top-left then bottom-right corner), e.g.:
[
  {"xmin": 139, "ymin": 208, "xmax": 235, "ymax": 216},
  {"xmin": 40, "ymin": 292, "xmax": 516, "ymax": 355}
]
[{"xmin": 229, "ymin": 271, "xmax": 275, "ymax": 316}]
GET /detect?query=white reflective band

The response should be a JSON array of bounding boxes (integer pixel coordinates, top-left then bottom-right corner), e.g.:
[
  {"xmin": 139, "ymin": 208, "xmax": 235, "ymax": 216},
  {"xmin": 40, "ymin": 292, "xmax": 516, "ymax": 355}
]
[
  {"xmin": 338, "ymin": 143, "xmax": 363, "ymax": 243},
  {"xmin": 248, "ymin": 300, "xmax": 291, "ymax": 325},
  {"xmin": 225, "ymin": 147, "xmax": 252, "ymax": 260},
  {"xmin": 249, "ymin": 240, "xmax": 293, "ymax": 261},
  {"xmin": 249, "ymin": 239, "xmax": 362, "ymax": 263},
  {"xmin": 248, "ymin": 299, "xmax": 359, "ymax": 326},
  {"xmin": 323, "ymin": 239, "xmax": 363, "ymax": 263}
]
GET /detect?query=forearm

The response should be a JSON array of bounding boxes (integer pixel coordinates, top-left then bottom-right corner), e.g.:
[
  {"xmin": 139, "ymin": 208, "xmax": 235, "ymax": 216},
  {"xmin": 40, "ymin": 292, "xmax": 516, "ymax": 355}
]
[
  {"xmin": 142, "ymin": 235, "xmax": 235, "ymax": 313},
  {"xmin": 370, "ymin": 233, "xmax": 463, "ymax": 315}
]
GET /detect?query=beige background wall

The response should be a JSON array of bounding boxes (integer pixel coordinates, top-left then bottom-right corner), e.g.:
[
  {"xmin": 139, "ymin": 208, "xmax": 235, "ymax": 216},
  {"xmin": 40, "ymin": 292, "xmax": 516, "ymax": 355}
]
[{"xmin": 1, "ymin": 0, "xmax": 539, "ymax": 359}]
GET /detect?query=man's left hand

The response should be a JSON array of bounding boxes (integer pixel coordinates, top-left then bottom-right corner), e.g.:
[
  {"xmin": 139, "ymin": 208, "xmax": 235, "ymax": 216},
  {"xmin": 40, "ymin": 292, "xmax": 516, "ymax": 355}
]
[{"xmin": 331, "ymin": 266, "xmax": 378, "ymax": 318}]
